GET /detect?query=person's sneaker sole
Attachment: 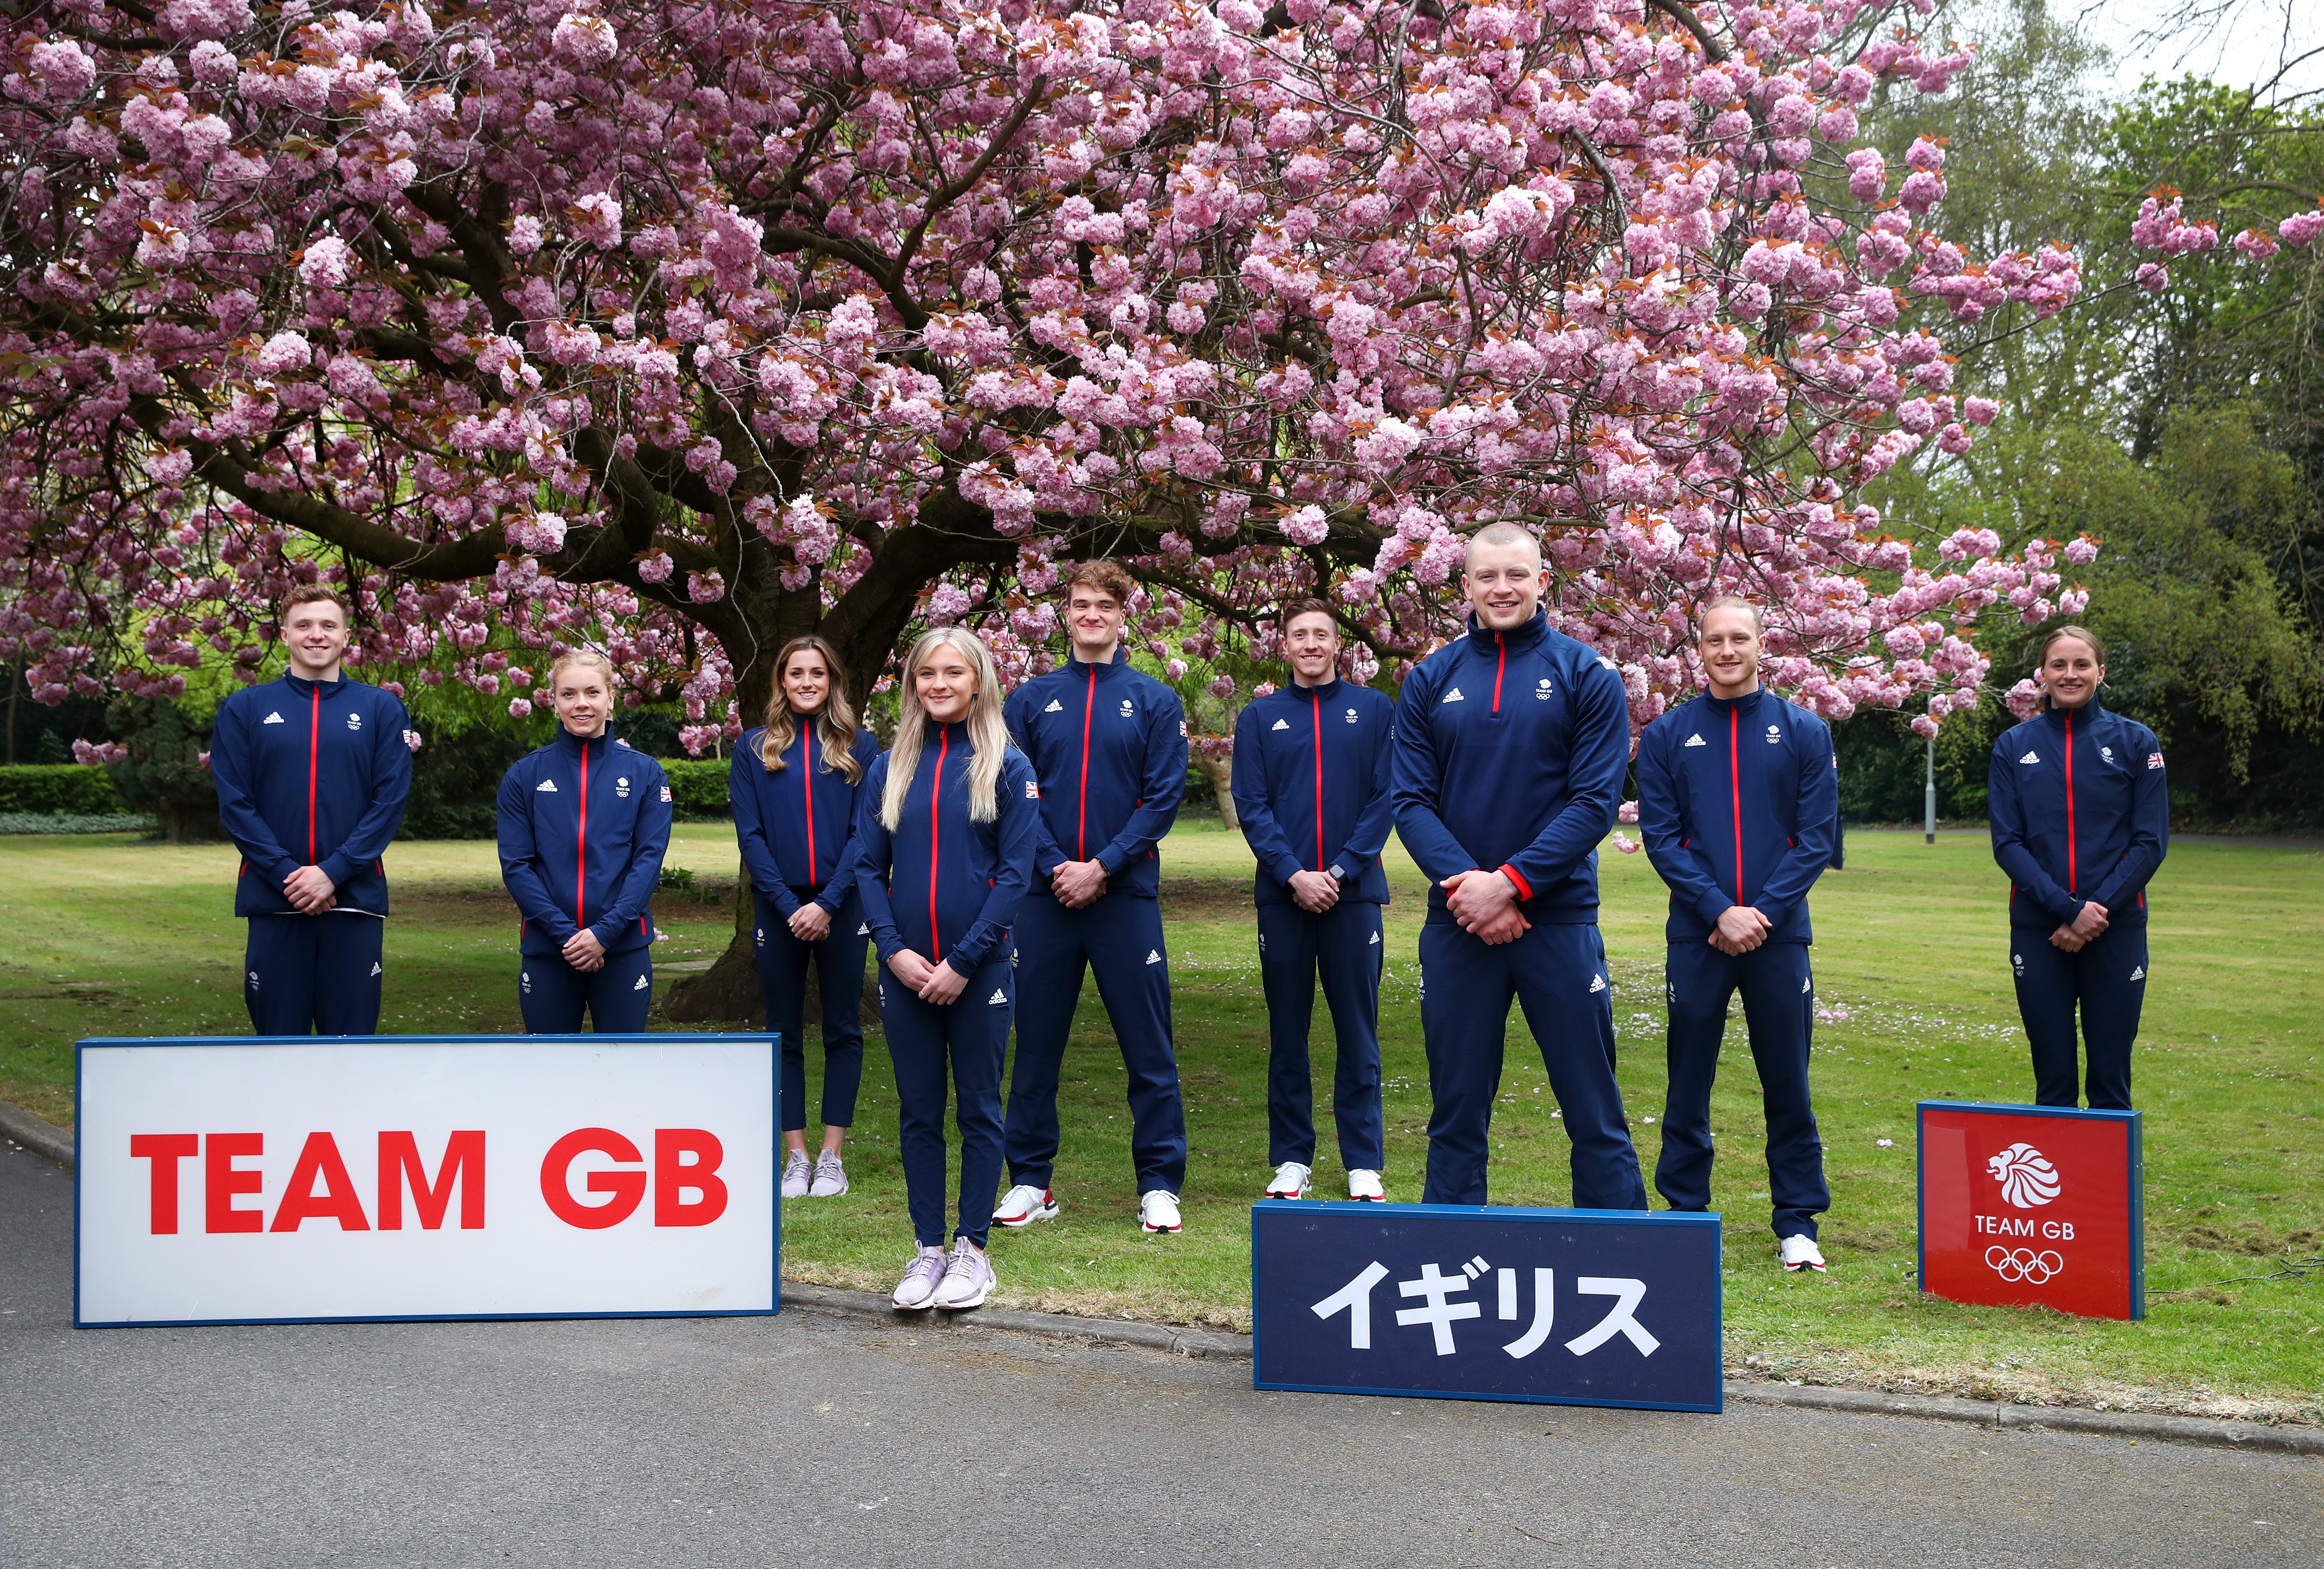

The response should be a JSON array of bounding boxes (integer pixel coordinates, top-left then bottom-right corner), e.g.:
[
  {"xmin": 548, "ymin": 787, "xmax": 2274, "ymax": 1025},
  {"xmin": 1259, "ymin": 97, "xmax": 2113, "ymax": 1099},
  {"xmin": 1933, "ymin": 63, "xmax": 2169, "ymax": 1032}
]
[
  {"xmin": 1783, "ymin": 1259, "xmax": 1827, "ymax": 1273},
  {"xmin": 996, "ymin": 1201, "xmax": 1059, "ymax": 1228},
  {"xmin": 1263, "ymin": 1186, "xmax": 1309, "ymax": 1200},
  {"xmin": 1141, "ymin": 1219, "xmax": 1182, "ymax": 1234},
  {"xmin": 936, "ymin": 1280, "xmax": 993, "ymax": 1310}
]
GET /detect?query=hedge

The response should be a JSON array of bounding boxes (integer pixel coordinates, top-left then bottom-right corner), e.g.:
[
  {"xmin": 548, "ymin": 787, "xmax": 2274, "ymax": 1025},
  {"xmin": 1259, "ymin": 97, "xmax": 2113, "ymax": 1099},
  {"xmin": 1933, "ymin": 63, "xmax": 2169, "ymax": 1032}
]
[
  {"xmin": 661, "ymin": 757, "xmax": 731, "ymax": 820},
  {"xmin": 0, "ymin": 764, "xmax": 125, "ymax": 816}
]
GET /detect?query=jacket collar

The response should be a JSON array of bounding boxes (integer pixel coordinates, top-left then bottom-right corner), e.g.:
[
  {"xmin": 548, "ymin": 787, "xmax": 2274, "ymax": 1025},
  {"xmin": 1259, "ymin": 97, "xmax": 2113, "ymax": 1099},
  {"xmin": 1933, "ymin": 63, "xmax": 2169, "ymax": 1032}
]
[
  {"xmin": 1462, "ymin": 609, "xmax": 1549, "ymax": 655},
  {"xmin": 282, "ymin": 672, "xmax": 347, "ymax": 698},
  {"xmin": 1289, "ymin": 676, "xmax": 1341, "ymax": 701},
  {"xmin": 1701, "ymin": 686, "xmax": 1767, "ymax": 720},
  {"xmin": 1069, "ymin": 646, "xmax": 1132, "ymax": 683},
  {"xmin": 555, "ymin": 726, "xmax": 614, "ymax": 757},
  {"xmin": 2040, "ymin": 698, "xmax": 2106, "ymax": 731}
]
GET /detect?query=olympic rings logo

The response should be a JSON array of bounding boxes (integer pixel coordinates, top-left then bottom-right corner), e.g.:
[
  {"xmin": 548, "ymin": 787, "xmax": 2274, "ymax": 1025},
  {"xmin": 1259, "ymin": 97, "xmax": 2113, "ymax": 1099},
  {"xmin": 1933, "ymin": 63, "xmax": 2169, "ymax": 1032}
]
[{"xmin": 1985, "ymin": 1246, "xmax": 2065, "ymax": 1284}]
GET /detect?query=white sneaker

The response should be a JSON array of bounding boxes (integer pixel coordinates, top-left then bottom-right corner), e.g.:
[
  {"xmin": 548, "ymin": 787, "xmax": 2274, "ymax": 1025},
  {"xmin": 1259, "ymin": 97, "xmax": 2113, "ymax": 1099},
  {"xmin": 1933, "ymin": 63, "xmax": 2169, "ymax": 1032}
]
[
  {"xmin": 1139, "ymin": 1189, "xmax": 1182, "ymax": 1234},
  {"xmin": 1264, "ymin": 1161, "xmax": 1312, "ymax": 1200},
  {"xmin": 807, "ymin": 1151, "xmax": 848, "ymax": 1197},
  {"xmin": 892, "ymin": 1246, "xmax": 949, "ymax": 1310},
  {"xmin": 780, "ymin": 1150, "xmax": 812, "ymax": 1200},
  {"xmin": 1347, "ymin": 1169, "xmax": 1385, "ymax": 1202},
  {"xmin": 931, "ymin": 1237, "xmax": 996, "ymax": 1310},
  {"xmin": 1779, "ymin": 1234, "xmax": 1827, "ymax": 1273},
  {"xmin": 993, "ymin": 1184, "xmax": 1059, "ymax": 1228}
]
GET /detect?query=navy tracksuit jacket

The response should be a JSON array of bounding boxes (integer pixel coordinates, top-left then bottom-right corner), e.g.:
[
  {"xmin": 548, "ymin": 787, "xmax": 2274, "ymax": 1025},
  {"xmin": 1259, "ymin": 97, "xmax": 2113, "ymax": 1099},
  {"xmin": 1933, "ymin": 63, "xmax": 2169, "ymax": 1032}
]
[
  {"xmin": 852, "ymin": 725, "xmax": 1040, "ymax": 1249},
  {"xmin": 1390, "ymin": 611, "xmax": 1646, "ymax": 1209},
  {"xmin": 1989, "ymin": 701, "xmax": 2169, "ymax": 1110},
  {"xmin": 732, "ymin": 721, "xmax": 881, "ymax": 1132},
  {"xmin": 999, "ymin": 650, "xmax": 1190, "ymax": 1197},
  {"xmin": 497, "ymin": 729, "xmax": 673, "ymax": 1034},
  {"xmin": 1637, "ymin": 687, "xmax": 1838, "ymax": 1239},
  {"xmin": 210, "ymin": 672, "xmax": 413, "ymax": 1034},
  {"xmin": 1232, "ymin": 678, "xmax": 1396, "ymax": 1174}
]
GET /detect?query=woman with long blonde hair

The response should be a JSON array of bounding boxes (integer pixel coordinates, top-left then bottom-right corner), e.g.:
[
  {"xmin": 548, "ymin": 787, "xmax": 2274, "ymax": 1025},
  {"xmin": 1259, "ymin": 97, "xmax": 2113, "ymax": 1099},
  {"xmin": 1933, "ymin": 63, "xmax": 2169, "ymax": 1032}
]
[
  {"xmin": 731, "ymin": 634, "xmax": 880, "ymax": 1200},
  {"xmin": 850, "ymin": 627, "xmax": 1039, "ymax": 1311}
]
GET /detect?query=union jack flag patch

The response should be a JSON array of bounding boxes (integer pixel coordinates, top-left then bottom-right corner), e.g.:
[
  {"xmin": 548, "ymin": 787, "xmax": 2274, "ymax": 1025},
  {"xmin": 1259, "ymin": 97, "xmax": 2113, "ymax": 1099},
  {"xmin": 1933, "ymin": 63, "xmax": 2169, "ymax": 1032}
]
[{"xmin": 2146, "ymin": 752, "xmax": 2164, "ymax": 770}]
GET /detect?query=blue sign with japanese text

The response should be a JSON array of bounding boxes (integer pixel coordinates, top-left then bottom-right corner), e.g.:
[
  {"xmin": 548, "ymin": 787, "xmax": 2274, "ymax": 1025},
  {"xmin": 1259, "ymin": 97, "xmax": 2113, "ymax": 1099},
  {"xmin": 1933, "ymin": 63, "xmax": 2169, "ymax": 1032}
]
[{"xmin": 1252, "ymin": 1201, "xmax": 1722, "ymax": 1412}]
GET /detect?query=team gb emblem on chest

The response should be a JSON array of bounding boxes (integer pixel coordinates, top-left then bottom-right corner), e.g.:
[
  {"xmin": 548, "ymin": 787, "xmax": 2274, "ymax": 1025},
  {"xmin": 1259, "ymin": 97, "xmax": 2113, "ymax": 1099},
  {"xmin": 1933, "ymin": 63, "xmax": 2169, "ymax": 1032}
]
[
  {"xmin": 1535, "ymin": 677, "xmax": 1553, "ymax": 700},
  {"xmin": 346, "ymin": 711, "xmax": 362, "ymax": 731},
  {"xmin": 1766, "ymin": 724, "xmax": 1781, "ymax": 744},
  {"xmin": 1120, "ymin": 698, "xmax": 1134, "ymax": 718},
  {"xmin": 616, "ymin": 775, "xmax": 631, "ymax": 798}
]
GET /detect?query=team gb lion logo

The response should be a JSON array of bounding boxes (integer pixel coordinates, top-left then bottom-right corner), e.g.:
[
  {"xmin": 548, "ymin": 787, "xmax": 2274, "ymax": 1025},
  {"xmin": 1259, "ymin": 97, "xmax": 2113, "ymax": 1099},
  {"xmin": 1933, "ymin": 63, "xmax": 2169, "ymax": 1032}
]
[{"xmin": 1986, "ymin": 1143, "xmax": 2063, "ymax": 1208}]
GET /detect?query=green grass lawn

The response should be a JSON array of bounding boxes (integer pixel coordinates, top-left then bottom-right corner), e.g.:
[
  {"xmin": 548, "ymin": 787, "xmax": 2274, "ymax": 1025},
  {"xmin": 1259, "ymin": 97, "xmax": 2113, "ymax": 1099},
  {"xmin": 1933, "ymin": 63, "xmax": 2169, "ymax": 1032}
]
[{"xmin": 2, "ymin": 822, "xmax": 2318, "ymax": 1420}]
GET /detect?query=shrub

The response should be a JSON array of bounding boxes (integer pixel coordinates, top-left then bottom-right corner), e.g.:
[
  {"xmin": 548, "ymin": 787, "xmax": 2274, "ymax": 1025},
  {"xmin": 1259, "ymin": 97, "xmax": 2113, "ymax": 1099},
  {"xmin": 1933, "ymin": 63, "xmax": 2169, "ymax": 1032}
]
[{"xmin": 0, "ymin": 764, "xmax": 126, "ymax": 815}]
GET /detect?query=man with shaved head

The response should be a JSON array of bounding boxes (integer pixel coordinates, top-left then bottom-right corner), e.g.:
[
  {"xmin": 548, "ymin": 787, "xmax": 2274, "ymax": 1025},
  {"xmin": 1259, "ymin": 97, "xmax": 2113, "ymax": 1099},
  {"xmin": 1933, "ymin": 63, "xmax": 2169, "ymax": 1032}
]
[{"xmin": 1389, "ymin": 524, "xmax": 1648, "ymax": 1209}]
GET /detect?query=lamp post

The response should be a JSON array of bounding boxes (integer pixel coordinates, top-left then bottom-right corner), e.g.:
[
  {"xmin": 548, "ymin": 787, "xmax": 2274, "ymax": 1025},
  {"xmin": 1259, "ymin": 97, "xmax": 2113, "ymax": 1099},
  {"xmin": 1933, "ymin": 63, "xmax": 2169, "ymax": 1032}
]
[{"xmin": 1924, "ymin": 729, "xmax": 1937, "ymax": 845}]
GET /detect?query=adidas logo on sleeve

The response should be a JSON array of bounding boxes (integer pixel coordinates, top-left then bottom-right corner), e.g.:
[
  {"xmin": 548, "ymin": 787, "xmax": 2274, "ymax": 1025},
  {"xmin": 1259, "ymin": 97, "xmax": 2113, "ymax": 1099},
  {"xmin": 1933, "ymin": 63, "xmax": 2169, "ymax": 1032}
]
[
  {"xmin": 263, "ymin": 711, "xmax": 284, "ymax": 724},
  {"xmin": 2020, "ymin": 751, "xmax": 2040, "ymax": 764},
  {"xmin": 1441, "ymin": 686, "xmax": 1464, "ymax": 704},
  {"xmin": 1043, "ymin": 698, "xmax": 1063, "ymax": 713},
  {"xmin": 1271, "ymin": 717, "xmax": 1290, "ymax": 730},
  {"xmin": 1683, "ymin": 733, "xmax": 1705, "ymax": 748},
  {"xmin": 537, "ymin": 778, "xmax": 559, "ymax": 792}
]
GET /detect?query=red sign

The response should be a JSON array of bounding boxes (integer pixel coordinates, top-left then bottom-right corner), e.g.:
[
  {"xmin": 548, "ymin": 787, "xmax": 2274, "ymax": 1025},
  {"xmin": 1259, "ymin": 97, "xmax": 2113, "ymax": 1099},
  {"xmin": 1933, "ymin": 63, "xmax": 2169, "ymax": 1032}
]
[{"xmin": 1917, "ymin": 1101, "xmax": 2144, "ymax": 1321}]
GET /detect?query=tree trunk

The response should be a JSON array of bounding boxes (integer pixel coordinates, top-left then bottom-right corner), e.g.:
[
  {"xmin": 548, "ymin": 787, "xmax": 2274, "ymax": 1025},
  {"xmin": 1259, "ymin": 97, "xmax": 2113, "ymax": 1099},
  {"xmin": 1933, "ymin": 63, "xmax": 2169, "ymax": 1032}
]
[{"xmin": 1193, "ymin": 752, "xmax": 1237, "ymax": 830}]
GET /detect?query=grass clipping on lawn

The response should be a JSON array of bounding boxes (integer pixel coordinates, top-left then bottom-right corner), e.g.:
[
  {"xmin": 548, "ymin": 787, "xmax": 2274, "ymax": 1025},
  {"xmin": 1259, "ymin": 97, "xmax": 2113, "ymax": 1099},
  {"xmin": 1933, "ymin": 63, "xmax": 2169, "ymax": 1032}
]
[{"xmin": 1, "ymin": 822, "xmax": 2318, "ymax": 1422}]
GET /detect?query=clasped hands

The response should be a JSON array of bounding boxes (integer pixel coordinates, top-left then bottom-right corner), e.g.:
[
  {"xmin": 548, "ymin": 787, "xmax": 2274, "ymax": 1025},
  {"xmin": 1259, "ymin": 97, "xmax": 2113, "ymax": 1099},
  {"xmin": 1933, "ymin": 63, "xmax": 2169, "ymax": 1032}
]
[
  {"xmin": 1442, "ymin": 868, "xmax": 1528, "ymax": 945},
  {"xmin": 2048, "ymin": 900, "xmax": 2109, "ymax": 953},
  {"xmin": 1710, "ymin": 904, "xmax": 1771, "ymax": 955},
  {"xmin": 886, "ymin": 947, "xmax": 968, "ymax": 1004},
  {"xmin": 1050, "ymin": 856, "xmax": 1108, "ymax": 909},
  {"xmin": 282, "ymin": 864, "xmax": 337, "ymax": 915}
]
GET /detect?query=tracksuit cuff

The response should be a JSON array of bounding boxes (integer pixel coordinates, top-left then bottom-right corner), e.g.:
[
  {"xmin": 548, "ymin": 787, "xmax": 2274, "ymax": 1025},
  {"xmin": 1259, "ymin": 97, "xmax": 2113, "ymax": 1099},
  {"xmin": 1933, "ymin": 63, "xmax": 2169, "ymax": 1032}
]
[
  {"xmin": 1498, "ymin": 863, "xmax": 1533, "ymax": 901},
  {"xmin": 945, "ymin": 941, "xmax": 985, "ymax": 975},
  {"xmin": 874, "ymin": 935, "xmax": 905, "ymax": 964},
  {"xmin": 1694, "ymin": 889, "xmax": 1735, "ymax": 926},
  {"xmin": 1271, "ymin": 855, "xmax": 1306, "ymax": 886},
  {"xmin": 317, "ymin": 853, "xmax": 354, "ymax": 887}
]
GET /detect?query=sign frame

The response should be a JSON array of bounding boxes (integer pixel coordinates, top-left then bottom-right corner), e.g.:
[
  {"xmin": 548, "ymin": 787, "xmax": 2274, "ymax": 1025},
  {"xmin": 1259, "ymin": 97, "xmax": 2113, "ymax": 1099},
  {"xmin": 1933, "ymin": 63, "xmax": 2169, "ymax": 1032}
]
[
  {"xmin": 1915, "ymin": 1098, "xmax": 2144, "ymax": 1321},
  {"xmin": 72, "ymin": 1032, "xmax": 781, "ymax": 1331},
  {"xmin": 1250, "ymin": 1200, "xmax": 1724, "ymax": 1414}
]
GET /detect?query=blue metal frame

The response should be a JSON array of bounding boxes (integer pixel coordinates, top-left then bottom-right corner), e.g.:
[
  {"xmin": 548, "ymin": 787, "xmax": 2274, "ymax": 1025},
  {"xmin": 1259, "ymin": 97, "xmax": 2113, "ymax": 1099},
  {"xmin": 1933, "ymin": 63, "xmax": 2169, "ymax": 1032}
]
[
  {"xmin": 1914, "ymin": 1098, "xmax": 2144, "ymax": 1320},
  {"xmin": 72, "ymin": 1032, "xmax": 781, "ymax": 1330},
  {"xmin": 1249, "ymin": 1199, "xmax": 1724, "ymax": 1413}
]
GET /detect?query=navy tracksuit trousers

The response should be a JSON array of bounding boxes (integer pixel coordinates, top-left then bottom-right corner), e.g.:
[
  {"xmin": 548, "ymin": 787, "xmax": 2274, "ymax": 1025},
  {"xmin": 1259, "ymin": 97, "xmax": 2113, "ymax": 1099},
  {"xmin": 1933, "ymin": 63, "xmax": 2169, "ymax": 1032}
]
[
  {"xmin": 1004, "ymin": 891, "xmax": 1187, "ymax": 1196},
  {"xmin": 518, "ymin": 946, "xmax": 654, "ymax": 1033},
  {"xmin": 1257, "ymin": 901, "xmax": 1385, "ymax": 1172},
  {"xmin": 2013, "ymin": 923, "xmax": 2147, "ymax": 1111},
  {"xmin": 1655, "ymin": 940, "xmax": 1830, "ymax": 1240},
  {"xmin": 882, "ymin": 945, "xmax": 1015, "ymax": 1249},
  {"xmin": 1417, "ymin": 920, "xmax": 1646, "ymax": 1209},
  {"xmin": 753, "ymin": 888, "xmax": 869, "ymax": 1132},
  {"xmin": 243, "ymin": 914, "xmax": 385, "ymax": 1035}
]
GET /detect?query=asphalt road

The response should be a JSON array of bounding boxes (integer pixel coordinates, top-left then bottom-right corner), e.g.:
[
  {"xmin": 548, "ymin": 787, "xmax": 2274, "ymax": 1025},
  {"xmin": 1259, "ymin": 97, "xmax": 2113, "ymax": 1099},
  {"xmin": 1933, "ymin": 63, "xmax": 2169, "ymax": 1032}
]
[{"xmin": 3, "ymin": 1142, "xmax": 2317, "ymax": 1569}]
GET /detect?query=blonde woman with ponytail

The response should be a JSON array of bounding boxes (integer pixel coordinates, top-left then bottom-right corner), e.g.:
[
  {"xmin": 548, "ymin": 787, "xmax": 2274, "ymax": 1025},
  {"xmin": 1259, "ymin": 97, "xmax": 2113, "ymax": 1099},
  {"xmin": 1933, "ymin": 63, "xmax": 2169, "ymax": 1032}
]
[
  {"xmin": 731, "ymin": 635, "xmax": 881, "ymax": 1200},
  {"xmin": 849, "ymin": 627, "xmax": 1039, "ymax": 1311}
]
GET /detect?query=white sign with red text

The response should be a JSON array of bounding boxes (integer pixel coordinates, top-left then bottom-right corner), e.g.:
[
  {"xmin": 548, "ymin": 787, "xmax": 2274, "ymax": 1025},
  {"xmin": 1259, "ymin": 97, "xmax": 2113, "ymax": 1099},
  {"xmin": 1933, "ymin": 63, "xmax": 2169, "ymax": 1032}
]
[{"xmin": 75, "ymin": 1035, "xmax": 777, "ymax": 1326}]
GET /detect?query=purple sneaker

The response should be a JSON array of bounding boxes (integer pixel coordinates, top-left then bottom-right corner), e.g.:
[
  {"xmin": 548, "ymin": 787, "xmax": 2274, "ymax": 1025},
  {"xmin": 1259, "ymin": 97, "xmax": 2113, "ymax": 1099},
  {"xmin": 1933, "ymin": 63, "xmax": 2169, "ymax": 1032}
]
[
  {"xmin": 931, "ymin": 1238, "xmax": 996, "ymax": 1310},
  {"xmin": 891, "ymin": 1246, "xmax": 948, "ymax": 1310}
]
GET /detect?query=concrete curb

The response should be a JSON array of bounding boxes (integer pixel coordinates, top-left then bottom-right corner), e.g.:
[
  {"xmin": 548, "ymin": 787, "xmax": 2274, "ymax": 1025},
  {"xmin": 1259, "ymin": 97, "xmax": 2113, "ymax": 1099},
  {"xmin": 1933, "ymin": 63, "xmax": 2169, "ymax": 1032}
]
[
  {"xmin": 780, "ymin": 1281, "xmax": 2322, "ymax": 1457},
  {"xmin": 0, "ymin": 1098, "xmax": 71, "ymax": 1169}
]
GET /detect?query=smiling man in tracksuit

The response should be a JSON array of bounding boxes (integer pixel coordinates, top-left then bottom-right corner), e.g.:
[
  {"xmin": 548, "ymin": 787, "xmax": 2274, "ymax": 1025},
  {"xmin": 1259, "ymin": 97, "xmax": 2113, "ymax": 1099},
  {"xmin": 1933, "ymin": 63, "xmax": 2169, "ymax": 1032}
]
[
  {"xmin": 496, "ymin": 650, "xmax": 674, "ymax": 1033},
  {"xmin": 1636, "ymin": 597, "xmax": 1839, "ymax": 1272},
  {"xmin": 1390, "ymin": 524, "xmax": 1647, "ymax": 1210},
  {"xmin": 1233, "ymin": 597, "xmax": 1396, "ymax": 1203},
  {"xmin": 995, "ymin": 559, "xmax": 1192, "ymax": 1235},
  {"xmin": 209, "ymin": 584, "xmax": 413, "ymax": 1035}
]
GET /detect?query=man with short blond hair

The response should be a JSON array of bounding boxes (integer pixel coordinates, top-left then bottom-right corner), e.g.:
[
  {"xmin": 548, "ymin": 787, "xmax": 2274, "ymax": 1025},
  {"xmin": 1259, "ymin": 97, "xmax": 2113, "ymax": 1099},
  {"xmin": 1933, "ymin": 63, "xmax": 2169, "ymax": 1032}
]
[
  {"xmin": 1636, "ymin": 596, "xmax": 1838, "ymax": 1271},
  {"xmin": 210, "ymin": 584, "xmax": 413, "ymax": 1034},
  {"xmin": 1389, "ymin": 524, "xmax": 1647, "ymax": 1208}
]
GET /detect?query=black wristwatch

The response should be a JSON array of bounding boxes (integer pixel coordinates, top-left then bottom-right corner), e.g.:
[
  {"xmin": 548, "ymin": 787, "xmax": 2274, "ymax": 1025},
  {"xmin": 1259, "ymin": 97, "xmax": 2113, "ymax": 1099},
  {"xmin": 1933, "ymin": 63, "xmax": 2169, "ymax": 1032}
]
[{"xmin": 1328, "ymin": 863, "xmax": 1348, "ymax": 883}]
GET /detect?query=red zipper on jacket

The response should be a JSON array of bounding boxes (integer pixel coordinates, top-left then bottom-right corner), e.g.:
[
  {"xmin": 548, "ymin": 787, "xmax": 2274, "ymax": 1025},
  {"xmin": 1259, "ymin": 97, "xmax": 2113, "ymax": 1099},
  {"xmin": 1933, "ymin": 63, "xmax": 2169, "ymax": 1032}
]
[
  {"xmin": 1077, "ymin": 664, "xmax": 1096, "ymax": 859},
  {"xmin": 574, "ymin": 740, "xmax": 590, "ymax": 929},
  {"xmin": 2062, "ymin": 709, "xmax": 2078, "ymax": 893},
  {"xmin": 307, "ymin": 686, "xmax": 320, "ymax": 864},
  {"xmin": 802, "ymin": 726, "xmax": 817, "ymax": 883},
  {"xmin": 1730, "ymin": 707, "xmax": 1744, "ymax": 905},
  {"xmin": 928, "ymin": 726, "xmax": 950, "ymax": 956},
  {"xmin": 1492, "ymin": 633, "xmax": 1506, "ymax": 711},
  {"xmin": 1311, "ymin": 689, "xmax": 1325, "ymax": 870}
]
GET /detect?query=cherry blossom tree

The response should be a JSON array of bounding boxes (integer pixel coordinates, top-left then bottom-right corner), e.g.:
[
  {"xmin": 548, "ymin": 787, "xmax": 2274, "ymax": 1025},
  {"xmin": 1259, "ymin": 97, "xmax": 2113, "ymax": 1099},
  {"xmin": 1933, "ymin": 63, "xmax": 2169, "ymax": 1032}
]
[{"xmin": 6, "ymin": 0, "xmax": 2113, "ymax": 772}]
